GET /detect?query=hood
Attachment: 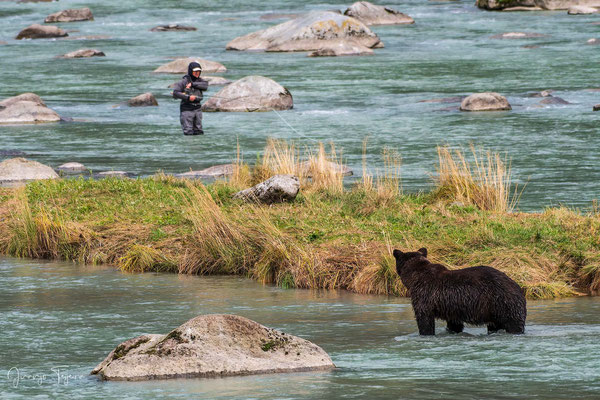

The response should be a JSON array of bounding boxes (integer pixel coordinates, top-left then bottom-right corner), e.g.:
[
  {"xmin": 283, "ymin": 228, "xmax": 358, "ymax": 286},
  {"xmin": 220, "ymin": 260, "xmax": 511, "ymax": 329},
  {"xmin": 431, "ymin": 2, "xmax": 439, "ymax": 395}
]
[{"xmin": 187, "ymin": 61, "xmax": 202, "ymax": 81}]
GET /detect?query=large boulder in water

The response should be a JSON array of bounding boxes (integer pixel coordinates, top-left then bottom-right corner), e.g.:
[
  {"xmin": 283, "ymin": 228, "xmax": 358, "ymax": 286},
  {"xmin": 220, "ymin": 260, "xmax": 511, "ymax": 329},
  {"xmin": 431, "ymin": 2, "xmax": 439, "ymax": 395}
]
[
  {"xmin": 477, "ymin": 0, "xmax": 600, "ymax": 10},
  {"xmin": 234, "ymin": 175, "xmax": 300, "ymax": 204},
  {"xmin": 226, "ymin": 11, "xmax": 382, "ymax": 52},
  {"xmin": 343, "ymin": 1, "xmax": 414, "ymax": 25},
  {"xmin": 60, "ymin": 48, "xmax": 105, "ymax": 58},
  {"xmin": 91, "ymin": 314, "xmax": 334, "ymax": 381},
  {"xmin": 16, "ymin": 24, "xmax": 68, "ymax": 39},
  {"xmin": 153, "ymin": 58, "xmax": 227, "ymax": 74},
  {"xmin": 459, "ymin": 93, "xmax": 512, "ymax": 112},
  {"xmin": 45, "ymin": 8, "xmax": 94, "ymax": 23},
  {"xmin": 202, "ymin": 76, "xmax": 293, "ymax": 112},
  {"xmin": 126, "ymin": 93, "xmax": 158, "ymax": 107},
  {"xmin": 0, "ymin": 93, "xmax": 61, "ymax": 124},
  {"xmin": 568, "ymin": 5, "xmax": 599, "ymax": 13},
  {"xmin": 0, "ymin": 158, "xmax": 59, "ymax": 185}
]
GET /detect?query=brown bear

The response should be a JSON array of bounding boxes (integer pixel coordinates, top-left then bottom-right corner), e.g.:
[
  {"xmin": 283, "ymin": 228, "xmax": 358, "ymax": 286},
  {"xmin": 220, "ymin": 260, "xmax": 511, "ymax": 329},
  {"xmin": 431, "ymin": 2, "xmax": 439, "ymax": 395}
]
[{"xmin": 393, "ymin": 248, "xmax": 526, "ymax": 335}]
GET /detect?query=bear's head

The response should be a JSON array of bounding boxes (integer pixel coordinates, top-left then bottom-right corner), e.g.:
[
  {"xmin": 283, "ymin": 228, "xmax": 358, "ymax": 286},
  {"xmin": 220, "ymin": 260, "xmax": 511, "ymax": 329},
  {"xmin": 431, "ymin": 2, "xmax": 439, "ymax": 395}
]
[{"xmin": 393, "ymin": 248, "xmax": 428, "ymax": 276}]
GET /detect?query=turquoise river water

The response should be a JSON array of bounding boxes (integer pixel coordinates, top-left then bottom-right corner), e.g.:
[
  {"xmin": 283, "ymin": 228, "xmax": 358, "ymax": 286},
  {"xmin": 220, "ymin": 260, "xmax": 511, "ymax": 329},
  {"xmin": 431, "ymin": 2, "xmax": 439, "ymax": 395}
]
[
  {"xmin": 0, "ymin": 0, "xmax": 599, "ymax": 211},
  {"xmin": 1, "ymin": 257, "xmax": 600, "ymax": 399}
]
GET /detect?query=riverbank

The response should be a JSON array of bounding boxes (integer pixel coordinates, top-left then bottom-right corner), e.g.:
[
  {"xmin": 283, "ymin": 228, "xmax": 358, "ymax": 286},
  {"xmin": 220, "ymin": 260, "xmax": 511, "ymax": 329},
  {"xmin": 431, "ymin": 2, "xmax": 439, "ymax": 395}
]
[{"xmin": 1, "ymin": 145, "xmax": 598, "ymax": 299}]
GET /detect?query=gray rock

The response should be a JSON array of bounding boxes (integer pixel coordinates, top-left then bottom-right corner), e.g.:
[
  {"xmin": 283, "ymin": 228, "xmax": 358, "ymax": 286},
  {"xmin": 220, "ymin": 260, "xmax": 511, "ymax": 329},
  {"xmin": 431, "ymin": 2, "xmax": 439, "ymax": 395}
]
[
  {"xmin": 490, "ymin": 32, "xmax": 546, "ymax": 39},
  {"xmin": 478, "ymin": 0, "xmax": 600, "ymax": 10},
  {"xmin": 344, "ymin": 1, "xmax": 414, "ymax": 25},
  {"xmin": 97, "ymin": 171, "xmax": 131, "ymax": 178},
  {"xmin": 60, "ymin": 48, "xmax": 105, "ymax": 58},
  {"xmin": 45, "ymin": 8, "xmax": 93, "ymax": 23},
  {"xmin": 202, "ymin": 76, "xmax": 293, "ymax": 112},
  {"xmin": 568, "ymin": 5, "xmax": 599, "ymax": 13},
  {"xmin": 56, "ymin": 162, "xmax": 87, "ymax": 173},
  {"xmin": 175, "ymin": 164, "xmax": 235, "ymax": 179},
  {"xmin": 527, "ymin": 90, "xmax": 554, "ymax": 97},
  {"xmin": 460, "ymin": 92, "xmax": 512, "ymax": 112},
  {"xmin": 127, "ymin": 93, "xmax": 158, "ymax": 107},
  {"xmin": 226, "ymin": 11, "xmax": 382, "ymax": 52},
  {"xmin": 0, "ymin": 93, "xmax": 61, "ymax": 124},
  {"xmin": 91, "ymin": 314, "xmax": 334, "ymax": 381},
  {"xmin": 593, "ymin": 104, "xmax": 600, "ymax": 111},
  {"xmin": 150, "ymin": 24, "xmax": 197, "ymax": 32},
  {"xmin": 153, "ymin": 58, "xmax": 227, "ymax": 74},
  {"xmin": 0, "ymin": 158, "xmax": 59, "ymax": 185},
  {"xmin": 307, "ymin": 39, "xmax": 374, "ymax": 57},
  {"xmin": 539, "ymin": 96, "xmax": 571, "ymax": 105},
  {"xmin": 260, "ymin": 13, "xmax": 303, "ymax": 20},
  {"xmin": 16, "ymin": 24, "xmax": 68, "ymax": 40},
  {"xmin": 587, "ymin": 38, "xmax": 600, "ymax": 45},
  {"xmin": 234, "ymin": 175, "xmax": 300, "ymax": 204}
]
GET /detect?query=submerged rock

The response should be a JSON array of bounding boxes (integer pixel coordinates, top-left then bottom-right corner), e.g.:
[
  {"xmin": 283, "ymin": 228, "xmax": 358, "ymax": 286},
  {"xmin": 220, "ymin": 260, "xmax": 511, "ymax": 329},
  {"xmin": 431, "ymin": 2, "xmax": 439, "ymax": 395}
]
[
  {"xmin": 0, "ymin": 93, "xmax": 61, "ymax": 124},
  {"xmin": 593, "ymin": 104, "xmax": 600, "ymax": 111},
  {"xmin": 0, "ymin": 158, "xmax": 59, "ymax": 185},
  {"xmin": 459, "ymin": 92, "xmax": 511, "ymax": 112},
  {"xmin": 234, "ymin": 175, "xmax": 300, "ymax": 204},
  {"xmin": 539, "ymin": 96, "xmax": 571, "ymax": 105},
  {"xmin": 307, "ymin": 39, "xmax": 374, "ymax": 57},
  {"xmin": 60, "ymin": 48, "xmax": 105, "ymax": 58},
  {"xmin": 16, "ymin": 24, "xmax": 68, "ymax": 39},
  {"xmin": 343, "ymin": 1, "xmax": 414, "ymax": 25},
  {"xmin": 202, "ymin": 76, "xmax": 293, "ymax": 112},
  {"xmin": 127, "ymin": 93, "xmax": 158, "ymax": 107},
  {"xmin": 97, "ymin": 171, "xmax": 132, "ymax": 178},
  {"xmin": 490, "ymin": 32, "xmax": 546, "ymax": 39},
  {"xmin": 175, "ymin": 164, "xmax": 235, "ymax": 179},
  {"xmin": 56, "ymin": 162, "xmax": 87, "ymax": 173},
  {"xmin": 587, "ymin": 38, "xmax": 600, "ymax": 45},
  {"xmin": 91, "ymin": 314, "xmax": 334, "ymax": 381},
  {"xmin": 226, "ymin": 11, "xmax": 382, "ymax": 52},
  {"xmin": 153, "ymin": 58, "xmax": 227, "ymax": 74},
  {"xmin": 418, "ymin": 96, "xmax": 467, "ymax": 104},
  {"xmin": 478, "ymin": 0, "xmax": 600, "ymax": 11},
  {"xmin": 150, "ymin": 24, "xmax": 197, "ymax": 32},
  {"xmin": 45, "ymin": 8, "xmax": 94, "ymax": 23},
  {"xmin": 300, "ymin": 161, "xmax": 353, "ymax": 177}
]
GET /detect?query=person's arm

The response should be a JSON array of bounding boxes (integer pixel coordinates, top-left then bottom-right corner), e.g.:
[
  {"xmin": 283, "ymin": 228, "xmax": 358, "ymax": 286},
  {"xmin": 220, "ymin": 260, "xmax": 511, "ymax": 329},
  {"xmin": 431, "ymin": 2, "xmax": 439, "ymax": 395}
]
[
  {"xmin": 191, "ymin": 79, "xmax": 209, "ymax": 91},
  {"xmin": 172, "ymin": 79, "xmax": 190, "ymax": 101}
]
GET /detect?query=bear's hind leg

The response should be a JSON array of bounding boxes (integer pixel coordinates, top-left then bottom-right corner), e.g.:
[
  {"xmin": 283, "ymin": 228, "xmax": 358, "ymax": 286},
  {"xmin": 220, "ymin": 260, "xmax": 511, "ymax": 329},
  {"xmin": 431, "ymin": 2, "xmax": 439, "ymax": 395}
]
[
  {"xmin": 487, "ymin": 322, "xmax": 501, "ymax": 334},
  {"xmin": 446, "ymin": 321, "xmax": 464, "ymax": 334},
  {"xmin": 415, "ymin": 313, "xmax": 435, "ymax": 335}
]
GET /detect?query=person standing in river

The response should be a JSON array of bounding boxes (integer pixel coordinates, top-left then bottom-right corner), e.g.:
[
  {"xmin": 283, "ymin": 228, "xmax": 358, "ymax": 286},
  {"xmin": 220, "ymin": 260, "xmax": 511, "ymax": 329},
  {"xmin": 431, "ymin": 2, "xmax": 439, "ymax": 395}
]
[{"xmin": 172, "ymin": 61, "xmax": 208, "ymax": 135}]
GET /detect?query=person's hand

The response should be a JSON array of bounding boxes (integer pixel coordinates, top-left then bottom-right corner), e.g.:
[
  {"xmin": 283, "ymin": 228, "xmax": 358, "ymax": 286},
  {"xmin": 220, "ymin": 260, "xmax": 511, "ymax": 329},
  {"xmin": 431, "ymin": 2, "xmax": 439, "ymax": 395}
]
[
  {"xmin": 186, "ymin": 83, "xmax": 192, "ymax": 89},
  {"xmin": 189, "ymin": 95, "xmax": 197, "ymax": 102}
]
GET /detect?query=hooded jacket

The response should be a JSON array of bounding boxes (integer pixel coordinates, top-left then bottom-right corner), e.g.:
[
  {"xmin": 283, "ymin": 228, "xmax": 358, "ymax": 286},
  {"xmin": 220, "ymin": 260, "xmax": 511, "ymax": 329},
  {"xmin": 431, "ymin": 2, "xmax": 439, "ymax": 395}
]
[{"xmin": 172, "ymin": 62, "xmax": 209, "ymax": 111}]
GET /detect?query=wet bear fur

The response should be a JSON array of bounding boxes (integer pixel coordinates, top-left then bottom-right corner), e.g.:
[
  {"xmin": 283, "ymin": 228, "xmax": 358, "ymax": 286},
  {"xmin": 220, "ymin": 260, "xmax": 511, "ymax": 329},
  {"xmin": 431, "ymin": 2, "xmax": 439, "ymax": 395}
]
[{"xmin": 393, "ymin": 248, "xmax": 526, "ymax": 335}]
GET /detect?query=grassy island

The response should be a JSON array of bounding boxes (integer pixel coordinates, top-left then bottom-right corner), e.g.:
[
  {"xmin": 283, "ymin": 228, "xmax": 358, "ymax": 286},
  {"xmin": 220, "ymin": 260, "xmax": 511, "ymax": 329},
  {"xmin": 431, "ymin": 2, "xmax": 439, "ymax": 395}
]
[{"xmin": 1, "ymin": 141, "xmax": 599, "ymax": 299}]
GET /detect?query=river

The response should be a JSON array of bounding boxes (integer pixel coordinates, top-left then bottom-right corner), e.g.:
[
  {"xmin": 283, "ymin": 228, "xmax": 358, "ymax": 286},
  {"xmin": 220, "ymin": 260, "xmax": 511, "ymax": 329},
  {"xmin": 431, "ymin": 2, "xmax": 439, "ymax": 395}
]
[
  {"xmin": 1, "ymin": 0, "xmax": 599, "ymax": 211},
  {"xmin": 1, "ymin": 257, "xmax": 599, "ymax": 399}
]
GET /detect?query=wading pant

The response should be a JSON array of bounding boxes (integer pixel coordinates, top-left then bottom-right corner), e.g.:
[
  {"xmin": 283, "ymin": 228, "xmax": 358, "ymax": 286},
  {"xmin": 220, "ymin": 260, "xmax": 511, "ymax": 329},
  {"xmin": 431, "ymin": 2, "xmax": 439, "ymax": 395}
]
[{"xmin": 180, "ymin": 108, "xmax": 203, "ymax": 135}]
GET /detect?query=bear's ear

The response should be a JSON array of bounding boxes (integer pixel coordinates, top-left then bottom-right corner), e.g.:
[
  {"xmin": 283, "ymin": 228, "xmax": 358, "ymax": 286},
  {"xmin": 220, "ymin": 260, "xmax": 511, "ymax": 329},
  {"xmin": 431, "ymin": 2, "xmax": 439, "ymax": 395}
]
[
  {"xmin": 393, "ymin": 249, "xmax": 403, "ymax": 259},
  {"xmin": 417, "ymin": 247, "xmax": 428, "ymax": 258}
]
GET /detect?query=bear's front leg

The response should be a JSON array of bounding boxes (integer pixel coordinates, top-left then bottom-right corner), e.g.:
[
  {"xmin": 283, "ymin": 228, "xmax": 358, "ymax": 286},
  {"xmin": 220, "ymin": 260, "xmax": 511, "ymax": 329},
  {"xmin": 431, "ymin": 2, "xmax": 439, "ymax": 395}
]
[{"xmin": 415, "ymin": 312, "xmax": 435, "ymax": 335}]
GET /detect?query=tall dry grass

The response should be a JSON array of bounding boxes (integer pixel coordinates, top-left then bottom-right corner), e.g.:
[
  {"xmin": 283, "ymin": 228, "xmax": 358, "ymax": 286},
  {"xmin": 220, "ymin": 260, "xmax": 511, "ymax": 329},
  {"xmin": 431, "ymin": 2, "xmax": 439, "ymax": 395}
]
[
  {"xmin": 0, "ymin": 190, "xmax": 93, "ymax": 261},
  {"xmin": 434, "ymin": 145, "xmax": 521, "ymax": 212},
  {"xmin": 118, "ymin": 244, "xmax": 177, "ymax": 273}
]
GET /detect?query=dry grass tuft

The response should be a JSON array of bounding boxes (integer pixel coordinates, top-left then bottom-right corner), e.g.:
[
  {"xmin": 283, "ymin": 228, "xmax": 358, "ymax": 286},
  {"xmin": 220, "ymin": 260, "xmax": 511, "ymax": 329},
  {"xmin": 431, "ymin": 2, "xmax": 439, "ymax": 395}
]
[
  {"xmin": 118, "ymin": 244, "xmax": 176, "ymax": 273},
  {"xmin": 0, "ymin": 190, "xmax": 93, "ymax": 261},
  {"xmin": 434, "ymin": 145, "xmax": 520, "ymax": 212},
  {"xmin": 304, "ymin": 142, "xmax": 346, "ymax": 193}
]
